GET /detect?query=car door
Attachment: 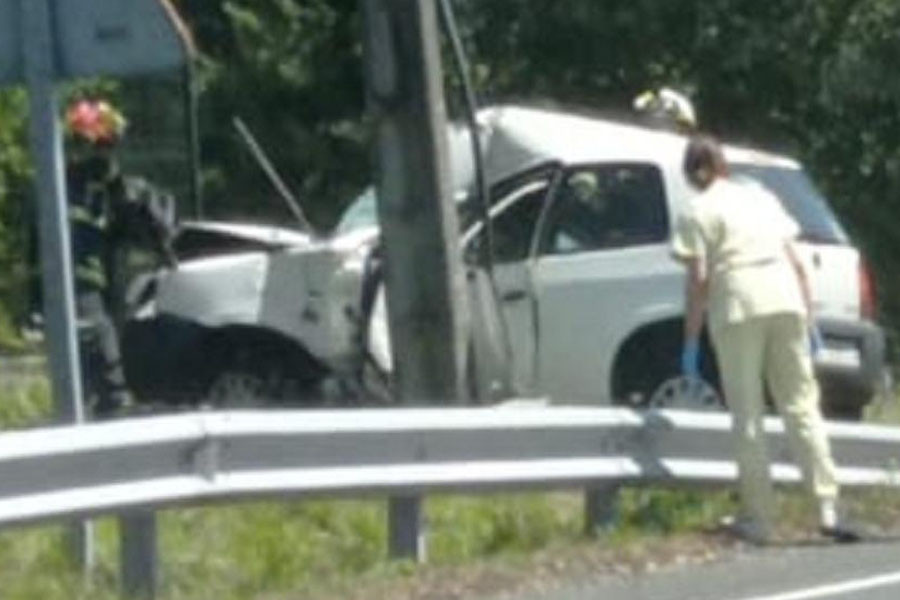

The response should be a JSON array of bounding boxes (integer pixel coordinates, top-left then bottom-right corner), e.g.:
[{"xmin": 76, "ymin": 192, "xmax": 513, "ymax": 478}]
[
  {"xmin": 461, "ymin": 168, "xmax": 558, "ymax": 395},
  {"xmin": 529, "ymin": 162, "xmax": 680, "ymax": 403}
]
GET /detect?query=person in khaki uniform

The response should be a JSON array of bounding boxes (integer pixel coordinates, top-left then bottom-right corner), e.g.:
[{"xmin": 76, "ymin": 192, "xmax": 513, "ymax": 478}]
[{"xmin": 671, "ymin": 135, "xmax": 859, "ymax": 544}]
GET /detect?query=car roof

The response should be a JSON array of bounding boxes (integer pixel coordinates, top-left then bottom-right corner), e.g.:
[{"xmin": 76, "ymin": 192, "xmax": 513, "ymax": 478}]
[{"xmin": 449, "ymin": 105, "xmax": 802, "ymax": 191}]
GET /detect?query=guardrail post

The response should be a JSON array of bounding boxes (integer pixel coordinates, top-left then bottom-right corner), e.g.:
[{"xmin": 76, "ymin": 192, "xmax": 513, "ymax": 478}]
[
  {"xmin": 68, "ymin": 520, "xmax": 95, "ymax": 576},
  {"xmin": 585, "ymin": 483, "xmax": 621, "ymax": 536},
  {"xmin": 120, "ymin": 511, "xmax": 158, "ymax": 599},
  {"xmin": 388, "ymin": 496, "xmax": 425, "ymax": 562}
]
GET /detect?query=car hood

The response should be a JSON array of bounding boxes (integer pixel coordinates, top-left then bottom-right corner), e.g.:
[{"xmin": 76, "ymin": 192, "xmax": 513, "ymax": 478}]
[{"xmin": 177, "ymin": 220, "xmax": 315, "ymax": 249}]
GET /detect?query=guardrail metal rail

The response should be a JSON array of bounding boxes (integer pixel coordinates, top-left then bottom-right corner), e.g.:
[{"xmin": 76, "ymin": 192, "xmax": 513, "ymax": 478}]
[{"xmin": 1, "ymin": 405, "xmax": 899, "ymax": 596}]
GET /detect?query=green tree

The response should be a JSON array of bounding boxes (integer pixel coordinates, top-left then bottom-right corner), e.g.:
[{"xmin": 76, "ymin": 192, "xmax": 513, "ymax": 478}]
[
  {"xmin": 803, "ymin": 0, "xmax": 900, "ymax": 335},
  {"xmin": 2, "ymin": 0, "xmax": 898, "ymax": 346},
  {"xmin": 0, "ymin": 90, "xmax": 33, "ymax": 344},
  {"xmin": 179, "ymin": 0, "xmax": 370, "ymax": 228}
]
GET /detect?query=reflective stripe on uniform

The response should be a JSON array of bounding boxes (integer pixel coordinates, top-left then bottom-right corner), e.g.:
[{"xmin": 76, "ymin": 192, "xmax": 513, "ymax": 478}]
[
  {"xmin": 75, "ymin": 260, "xmax": 106, "ymax": 289},
  {"xmin": 69, "ymin": 204, "xmax": 108, "ymax": 229}
]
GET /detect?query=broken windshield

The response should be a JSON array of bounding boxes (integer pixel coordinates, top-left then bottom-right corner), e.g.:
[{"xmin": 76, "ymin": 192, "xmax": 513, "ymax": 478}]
[{"xmin": 334, "ymin": 187, "xmax": 379, "ymax": 235}]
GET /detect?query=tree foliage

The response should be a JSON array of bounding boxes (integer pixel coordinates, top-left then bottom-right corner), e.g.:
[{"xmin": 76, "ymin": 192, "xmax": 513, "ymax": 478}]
[
  {"xmin": 0, "ymin": 0, "xmax": 898, "ymax": 339},
  {"xmin": 0, "ymin": 90, "xmax": 33, "ymax": 341},
  {"xmin": 178, "ymin": 0, "xmax": 368, "ymax": 226}
]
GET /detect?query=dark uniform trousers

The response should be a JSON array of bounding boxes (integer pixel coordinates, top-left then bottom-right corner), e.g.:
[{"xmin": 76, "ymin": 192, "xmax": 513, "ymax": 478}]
[{"xmin": 76, "ymin": 289, "xmax": 130, "ymax": 416}]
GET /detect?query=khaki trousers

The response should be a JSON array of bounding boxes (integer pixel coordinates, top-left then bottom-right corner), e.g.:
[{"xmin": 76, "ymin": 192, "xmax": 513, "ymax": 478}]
[{"xmin": 712, "ymin": 312, "xmax": 838, "ymax": 529}]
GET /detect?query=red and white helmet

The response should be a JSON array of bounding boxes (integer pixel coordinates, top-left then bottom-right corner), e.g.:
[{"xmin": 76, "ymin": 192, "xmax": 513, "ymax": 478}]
[{"xmin": 65, "ymin": 99, "xmax": 127, "ymax": 145}]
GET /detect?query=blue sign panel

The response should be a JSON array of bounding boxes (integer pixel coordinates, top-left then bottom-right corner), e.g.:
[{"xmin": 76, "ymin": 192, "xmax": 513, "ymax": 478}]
[
  {"xmin": 0, "ymin": 0, "xmax": 192, "ymax": 84},
  {"xmin": 0, "ymin": 0, "xmax": 22, "ymax": 83},
  {"xmin": 54, "ymin": 0, "xmax": 192, "ymax": 78}
]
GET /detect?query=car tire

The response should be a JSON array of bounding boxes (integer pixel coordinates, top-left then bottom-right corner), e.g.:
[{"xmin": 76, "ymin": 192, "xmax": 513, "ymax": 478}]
[
  {"xmin": 612, "ymin": 323, "xmax": 723, "ymax": 411},
  {"xmin": 203, "ymin": 353, "xmax": 309, "ymax": 408},
  {"xmin": 820, "ymin": 397, "xmax": 865, "ymax": 421},
  {"xmin": 200, "ymin": 331, "xmax": 328, "ymax": 408}
]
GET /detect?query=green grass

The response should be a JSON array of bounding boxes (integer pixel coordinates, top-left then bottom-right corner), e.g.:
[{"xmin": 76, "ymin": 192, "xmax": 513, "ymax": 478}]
[
  {"xmin": 0, "ymin": 308, "xmax": 25, "ymax": 352},
  {"xmin": 0, "ymin": 491, "xmax": 731, "ymax": 600},
  {"xmin": 1, "ymin": 379, "xmax": 897, "ymax": 599},
  {"xmin": 0, "ymin": 377, "xmax": 52, "ymax": 428},
  {"xmin": 864, "ymin": 381, "xmax": 900, "ymax": 425}
]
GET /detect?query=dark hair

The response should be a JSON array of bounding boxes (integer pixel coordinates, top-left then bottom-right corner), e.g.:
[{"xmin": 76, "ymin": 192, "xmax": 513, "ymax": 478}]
[{"xmin": 683, "ymin": 135, "xmax": 728, "ymax": 190}]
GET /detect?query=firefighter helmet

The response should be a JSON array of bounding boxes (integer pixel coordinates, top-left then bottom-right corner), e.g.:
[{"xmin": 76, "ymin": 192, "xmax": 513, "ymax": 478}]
[{"xmin": 65, "ymin": 99, "xmax": 127, "ymax": 145}]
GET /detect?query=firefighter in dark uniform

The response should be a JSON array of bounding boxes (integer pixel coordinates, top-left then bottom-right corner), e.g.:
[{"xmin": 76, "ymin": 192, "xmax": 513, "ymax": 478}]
[{"xmin": 64, "ymin": 98, "xmax": 175, "ymax": 417}]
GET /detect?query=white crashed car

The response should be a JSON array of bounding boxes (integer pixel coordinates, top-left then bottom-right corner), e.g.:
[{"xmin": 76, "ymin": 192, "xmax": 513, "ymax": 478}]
[
  {"xmin": 121, "ymin": 202, "xmax": 508, "ymax": 406},
  {"xmin": 124, "ymin": 105, "xmax": 885, "ymax": 418}
]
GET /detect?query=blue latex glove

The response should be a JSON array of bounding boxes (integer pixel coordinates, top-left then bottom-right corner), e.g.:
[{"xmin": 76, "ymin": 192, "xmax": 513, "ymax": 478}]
[
  {"xmin": 809, "ymin": 322, "xmax": 825, "ymax": 357},
  {"xmin": 681, "ymin": 338, "xmax": 700, "ymax": 379}
]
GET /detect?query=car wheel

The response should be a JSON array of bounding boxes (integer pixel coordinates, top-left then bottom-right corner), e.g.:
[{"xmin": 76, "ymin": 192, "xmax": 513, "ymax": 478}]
[
  {"xmin": 819, "ymin": 381, "xmax": 870, "ymax": 422},
  {"xmin": 205, "ymin": 369, "xmax": 273, "ymax": 408},
  {"xmin": 648, "ymin": 376, "xmax": 723, "ymax": 411},
  {"xmin": 821, "ymin": 399, "xmax": 865, "ymax": 421},
  {"xmin": 612, "ymin": 323, "xmax": 723, "ymax": 411},
  {"xmin": 202, "ymin": 342, "xmax": 325, "ymax": 409}
]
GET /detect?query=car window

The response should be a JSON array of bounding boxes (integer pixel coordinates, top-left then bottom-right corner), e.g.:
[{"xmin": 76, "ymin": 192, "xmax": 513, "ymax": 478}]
[
  {"xmin": 334, "ymin": 187, "xmax": 379, "ymax": 235},
  {"xmin": 730, "ymin": 164, "xmax": 849, "ymax": 245},
  {"xmin": 538, "ymin": 163, "xmax": 668, "ymax": 255},
  {"xmin": 464, "ymin": 179, "xmax": 551, "ymax": 265}
]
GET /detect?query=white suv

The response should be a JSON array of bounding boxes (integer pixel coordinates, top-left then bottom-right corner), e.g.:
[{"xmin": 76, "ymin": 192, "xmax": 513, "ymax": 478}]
[
  {"xmin": 123, "ymin": 105, "xmax": 884, "ymax": 419},
  {"xmin": 446, "ymin": 106, "xmax": 884, "ymax": 419}
]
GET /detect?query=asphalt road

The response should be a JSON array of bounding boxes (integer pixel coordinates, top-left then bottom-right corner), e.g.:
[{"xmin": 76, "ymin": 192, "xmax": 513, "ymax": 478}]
[{"xmin": 501, "ymin": 537, "xmax": 900, "ymax": 600}]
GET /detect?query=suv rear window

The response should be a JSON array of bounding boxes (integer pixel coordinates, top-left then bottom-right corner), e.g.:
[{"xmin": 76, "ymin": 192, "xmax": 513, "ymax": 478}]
[{"xmin": 730, "ymin": 164, "xmax": 849, "ymax": 245}]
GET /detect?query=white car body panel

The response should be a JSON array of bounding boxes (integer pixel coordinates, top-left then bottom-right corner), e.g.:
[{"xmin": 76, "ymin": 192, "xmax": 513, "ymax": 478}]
[
  {"xmin": 532, "ymin": 244, "xmax": 683, "ymax": 403},
  {"xmin": 150, "ymin": 223, "xmax": 375, "ymax": 370},
  {"xmin": 491, "ymin": 261, "xmax": 538, "ymax": 394},
  {"xmin": 155, "ymin": 253, "xmax": 268, "ymax": 327},
  {"xmin": 796, "ymin": 243, "xmax": 860, "ymax": 320},
  {"xmin": 367, "ymin": 287, "xmax": 391, "ymax": 373}
]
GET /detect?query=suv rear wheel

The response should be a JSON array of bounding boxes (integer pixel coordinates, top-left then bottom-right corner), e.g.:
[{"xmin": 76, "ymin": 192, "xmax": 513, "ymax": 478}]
[{"xmin": 612, "ymin": 321, "xmax": 723, "ymax": 411}]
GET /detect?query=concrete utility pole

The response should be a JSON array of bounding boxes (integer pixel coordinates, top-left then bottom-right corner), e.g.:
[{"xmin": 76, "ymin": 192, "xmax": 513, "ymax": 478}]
[
  {"xmin": 362, "ymin": 0, "xmax": 470, "ymax": 406},
  {"xmin": 362, "ymin": 0, "xmax": 470, "ymax": 563}
]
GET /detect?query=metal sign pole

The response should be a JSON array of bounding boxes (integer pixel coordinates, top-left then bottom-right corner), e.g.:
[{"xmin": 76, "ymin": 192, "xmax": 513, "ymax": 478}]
[{"xmin": 21, "ymin": 0, "xmax": 93, "ymax": 573}]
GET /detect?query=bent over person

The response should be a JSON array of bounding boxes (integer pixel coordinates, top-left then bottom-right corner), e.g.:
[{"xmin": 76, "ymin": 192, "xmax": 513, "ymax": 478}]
[
  {"xmin": 671, "ymin": 135, "xmax": 859, "ymax": 544},
  {"xmin": 64, "ymin": 98, "xmax": 176, "ymax": 417}
]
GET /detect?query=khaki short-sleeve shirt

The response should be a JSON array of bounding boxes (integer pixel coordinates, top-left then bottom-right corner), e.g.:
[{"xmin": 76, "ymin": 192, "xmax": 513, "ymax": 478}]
[{"xmin": 672, "ymin": 177, "xmax": 805, "ymax": 332}]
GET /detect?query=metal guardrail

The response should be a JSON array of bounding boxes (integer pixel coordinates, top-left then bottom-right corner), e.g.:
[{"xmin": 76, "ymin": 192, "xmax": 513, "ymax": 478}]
[
  {"xmin": 1, "ymin": 405, "xmax": 899, "ymax": 597},
  {"xmin": 1, "ymin": 406, "xmax": 899, "ymax": 527}
]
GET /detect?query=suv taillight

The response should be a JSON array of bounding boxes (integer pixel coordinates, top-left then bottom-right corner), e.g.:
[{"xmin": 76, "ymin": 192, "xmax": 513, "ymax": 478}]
[{"xmin": 859, "ymin": 257, "xmax": 877, "ymax": 320}]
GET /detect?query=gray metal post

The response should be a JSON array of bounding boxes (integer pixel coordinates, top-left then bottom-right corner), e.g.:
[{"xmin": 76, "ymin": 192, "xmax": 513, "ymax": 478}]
[
  {"xmin": 121, "ymin": 512, "xmax": 158, "ymax": 599},
  {"xmin": 20, "ymin": 0, "xmax": 85, "ymax": 425},
  {"xmin": 388, "ymin": 496, "xmax": 426, "ymax": 562},
  {"xmin": 585, "ymin": 484, "xmax": 622, "ymax": 536},
  {"xmin": 21, "ymin": 0, "xmax": 93, "ymax": 573}
]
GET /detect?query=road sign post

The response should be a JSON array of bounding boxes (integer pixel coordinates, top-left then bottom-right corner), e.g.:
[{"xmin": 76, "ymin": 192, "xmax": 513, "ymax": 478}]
[
  {"xmin": 4, "ymin": 0, "xmax": 192, "ymax": 590},
  {"xmin": 22, "ymin": 0, "xmax": 93, "ymax": 572}
]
